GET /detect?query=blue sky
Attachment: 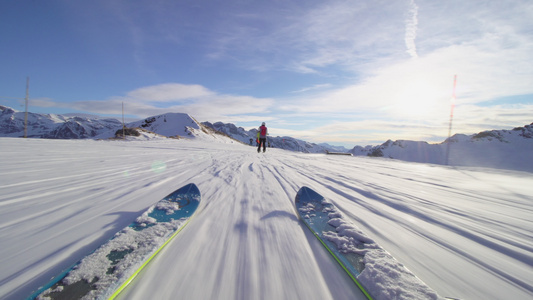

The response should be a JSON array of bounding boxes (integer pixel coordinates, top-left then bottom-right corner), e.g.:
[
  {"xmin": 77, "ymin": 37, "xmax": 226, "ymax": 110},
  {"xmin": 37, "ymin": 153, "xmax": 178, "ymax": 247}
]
[{"xmin": 1, "ymin": 0, "xmax": 532, "ymax": 147}]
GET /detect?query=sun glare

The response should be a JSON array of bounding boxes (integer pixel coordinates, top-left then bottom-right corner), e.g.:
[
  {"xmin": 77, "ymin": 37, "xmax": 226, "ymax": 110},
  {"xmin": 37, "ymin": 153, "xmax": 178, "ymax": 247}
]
[{"xmin": 393, "ymin": 80, "xmax": 443, "ymax": 119}]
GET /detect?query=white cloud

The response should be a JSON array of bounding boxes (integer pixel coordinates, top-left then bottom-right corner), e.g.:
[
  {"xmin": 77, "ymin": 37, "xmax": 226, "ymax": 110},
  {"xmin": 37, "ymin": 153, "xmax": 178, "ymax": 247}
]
[
  {"xmin": 127, "ymin": 83, "xmax": 213, "ymax": 102},
  {"xmin": 280, "ymin": 27, "xmax": 533, "ymax": 116},
  {"xmin": 55, "ymin": 83, "xmax": 275, "ymax": 123},
  {"xmin": 281, "ymin": 102, "xmax": 533, "ymax": 146},
  {"xmin": 453, "ymin": 103, "xmax": 533, "ymax": 132},
  {"xmin": 27, "ymin": 98, "xmax": 59, "ymax": 108}
]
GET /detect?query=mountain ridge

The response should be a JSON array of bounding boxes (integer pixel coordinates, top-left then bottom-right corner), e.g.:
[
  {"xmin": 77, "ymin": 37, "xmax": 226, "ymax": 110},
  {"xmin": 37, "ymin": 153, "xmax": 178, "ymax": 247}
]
[
  {"xmin": 0, "ymin": 105, "xmax": 122, "ymax": 138},
  {"xmin": 349, "ymin": 123, "xmax": 533, "ymax": 172},
  {"xmin": 1, "ymin": 105, "xmax": 531, "ymax": 172}
]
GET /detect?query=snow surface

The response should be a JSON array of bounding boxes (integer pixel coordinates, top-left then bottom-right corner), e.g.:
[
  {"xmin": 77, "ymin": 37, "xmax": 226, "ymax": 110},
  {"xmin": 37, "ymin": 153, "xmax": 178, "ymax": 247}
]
[{"xmin": 1, "ymin": 137, "xmax": 532, "ymax": 300}]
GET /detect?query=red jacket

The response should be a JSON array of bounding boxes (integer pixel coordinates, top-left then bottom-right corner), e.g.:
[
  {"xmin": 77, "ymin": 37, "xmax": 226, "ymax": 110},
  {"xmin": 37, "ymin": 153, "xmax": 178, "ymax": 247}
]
[{"xmin": 259, "ymin": 125, "xmax": 267, "ymax": 138}]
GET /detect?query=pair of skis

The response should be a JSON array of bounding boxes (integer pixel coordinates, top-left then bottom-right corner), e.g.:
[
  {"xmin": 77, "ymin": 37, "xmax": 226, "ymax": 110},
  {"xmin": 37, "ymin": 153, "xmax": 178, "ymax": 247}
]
[{"xmin": 29, "ymin": 184, "xmax": 443, "ymax": 300}]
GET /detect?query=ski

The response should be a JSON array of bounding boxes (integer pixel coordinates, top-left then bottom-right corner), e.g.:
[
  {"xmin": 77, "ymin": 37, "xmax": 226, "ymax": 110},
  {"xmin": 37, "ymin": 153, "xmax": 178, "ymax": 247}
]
[
  {"xmin": 295, "ymin": 186, "xmax": 442, "ymax": 300},
  {"xmin": 296, "ymin": 186, "xmax": 372, "ymax": 299},
  {"xmin": 29, "ymin": 183, "xmax": 201, "ymax": 300}
]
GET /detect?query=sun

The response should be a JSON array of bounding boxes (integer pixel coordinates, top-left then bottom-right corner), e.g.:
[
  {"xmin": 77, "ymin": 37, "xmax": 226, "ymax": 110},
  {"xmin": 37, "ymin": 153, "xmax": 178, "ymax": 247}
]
[{"xmin": 393, "ymin": 80, "xmax": 444, "ymax": 119}]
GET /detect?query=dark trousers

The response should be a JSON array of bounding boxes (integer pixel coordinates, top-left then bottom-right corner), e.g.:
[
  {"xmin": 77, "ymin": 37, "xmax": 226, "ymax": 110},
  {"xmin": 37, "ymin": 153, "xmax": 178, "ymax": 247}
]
[{"xmin": 257, "ymin": 138, "xmax": 266, "ymax": 152}]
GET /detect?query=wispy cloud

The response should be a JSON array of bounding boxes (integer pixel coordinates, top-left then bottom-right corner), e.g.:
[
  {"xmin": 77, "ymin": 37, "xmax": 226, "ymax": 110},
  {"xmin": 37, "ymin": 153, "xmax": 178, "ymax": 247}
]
[
  {"xmin": 405, "ymin": 0, "xmax": 419, "ymax": 58},
  {"xmin": 205, "ymin": 0, "xmax": 407, "ymax": 74},
  {"xmin": 291, "ymin": 84, "xmax": 332, "ymax": 94}
]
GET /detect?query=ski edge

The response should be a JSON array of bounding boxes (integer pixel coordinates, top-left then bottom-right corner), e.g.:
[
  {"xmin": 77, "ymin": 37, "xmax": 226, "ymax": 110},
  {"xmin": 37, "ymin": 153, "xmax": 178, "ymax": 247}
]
[
  {"xmin": 107, "ymin": 183, "xmax": 200, "ymax": 299},
  {"xmin": 296, "ymin": 186, "xmax": 373, "ymax": 300},
  {"xmin": 107, "ymin": 213, "xmax": 196, "ymax": 299},
  {"xmin": 299, "ymin": 215, "xmax": 373, "ymax": 300},
  {"xmin": 26, "ymin": 262, "xmax": 79, "ymax": 300}
]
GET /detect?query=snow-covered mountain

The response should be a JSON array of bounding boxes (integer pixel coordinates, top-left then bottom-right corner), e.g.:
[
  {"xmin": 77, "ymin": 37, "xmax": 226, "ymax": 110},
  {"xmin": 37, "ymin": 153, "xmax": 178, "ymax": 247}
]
[
  {"xmin": 123, "ymin": 113, "xmax": 242, "ymax": 144},
  {"xmin": 0, "ymin": 105, "xmax": 349, "ymax": 151},
  {"xmin": 350, "ymin": 123, "xmax": 533, "ymax": 172},
  {"xmin": 0, "ymin": 106, "xmax": 239, "ymax": 143},
  {"xmin": 92, "ymin": 112, "xmax": 242, "ymax": 144},
  {"xmin": 201, "ymin": 121, "xmax": 252, "ymax": 143},
  {"xmin": 202, "ymin": 121, "xmax": 349, "ymax": 153},
  {"xmin": 0, "ymin": 105, "xmax": 122, "ymax": 138},
  {"xmin": 128, "ymin": 113, "xmax": 201, "ymax": 138}
]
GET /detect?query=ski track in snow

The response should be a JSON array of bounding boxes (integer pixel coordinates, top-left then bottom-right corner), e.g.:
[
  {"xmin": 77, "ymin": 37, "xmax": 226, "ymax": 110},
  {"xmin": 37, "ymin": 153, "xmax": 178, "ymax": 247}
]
[{"xmin": 0, "ymin": 138, "xmax": 532, "ymax": 300}]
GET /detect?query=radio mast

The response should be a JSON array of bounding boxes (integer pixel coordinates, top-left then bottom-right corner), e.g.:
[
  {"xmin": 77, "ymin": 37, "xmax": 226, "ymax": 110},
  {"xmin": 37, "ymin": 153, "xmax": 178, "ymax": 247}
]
[{"xmin": 24, "ymin": 77, "xmax": 29, "ymax": 138}]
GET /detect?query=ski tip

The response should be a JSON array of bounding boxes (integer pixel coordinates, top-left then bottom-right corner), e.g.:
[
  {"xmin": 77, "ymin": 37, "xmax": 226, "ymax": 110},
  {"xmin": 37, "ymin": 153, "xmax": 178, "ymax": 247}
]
[
  {"xmin": 181, "ymin": 183, "xmax": 200, "ymax": 194},
  {"xmin": 296, "ymin": 186, "xmax": 324, "ymax": 203},
  {"xmin": 167, "ymin": 183, "xmax": 200, "ymax": 198}
]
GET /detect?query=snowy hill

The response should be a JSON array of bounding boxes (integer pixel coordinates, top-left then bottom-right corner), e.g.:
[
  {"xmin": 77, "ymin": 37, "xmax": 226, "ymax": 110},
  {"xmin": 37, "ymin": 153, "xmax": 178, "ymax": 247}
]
[
  {"xmin": 203, "ymin": 121, "xmax": 349, "ymax": 153},
  {"xmin": 127, "ymin": 112, "xmax": 201, "ymax": 138},
  {"xmin": 350, "ymin": 123, "xmax": 533, "ymax": 172},
  {"xmin": 0, "ymin": 105, "xmax": 122, "ymax": 138},
  {"xmin": 112, "ymin": 113, "xmax": 242, "ymax": 144}
]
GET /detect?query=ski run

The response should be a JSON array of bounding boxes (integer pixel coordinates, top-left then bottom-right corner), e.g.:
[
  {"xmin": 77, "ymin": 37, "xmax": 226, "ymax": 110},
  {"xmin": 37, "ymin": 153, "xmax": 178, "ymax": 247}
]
[{"xmin": 1, "ymin": 137, "xmax": 532, "ymax": 300}]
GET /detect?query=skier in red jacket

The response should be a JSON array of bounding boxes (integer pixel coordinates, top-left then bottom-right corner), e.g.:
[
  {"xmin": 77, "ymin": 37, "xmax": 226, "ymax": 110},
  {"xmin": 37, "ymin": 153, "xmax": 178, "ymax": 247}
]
[{"xmin": 257, "ymin": 122, "xmax": 268, "ymax": 153}]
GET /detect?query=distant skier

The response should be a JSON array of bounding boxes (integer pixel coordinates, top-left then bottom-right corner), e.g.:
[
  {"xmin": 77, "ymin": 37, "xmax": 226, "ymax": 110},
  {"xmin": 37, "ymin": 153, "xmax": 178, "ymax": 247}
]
[{"xmin": 257, "ymin": 122, "xmax": 268, "ymax": 153}]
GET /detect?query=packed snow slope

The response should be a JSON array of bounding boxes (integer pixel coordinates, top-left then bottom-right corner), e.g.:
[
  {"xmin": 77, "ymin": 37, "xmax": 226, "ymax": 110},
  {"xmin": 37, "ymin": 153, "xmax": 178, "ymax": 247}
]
[{"xmin": 1, "ymin": 138, "xmax": 532, "ymax": 300}]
